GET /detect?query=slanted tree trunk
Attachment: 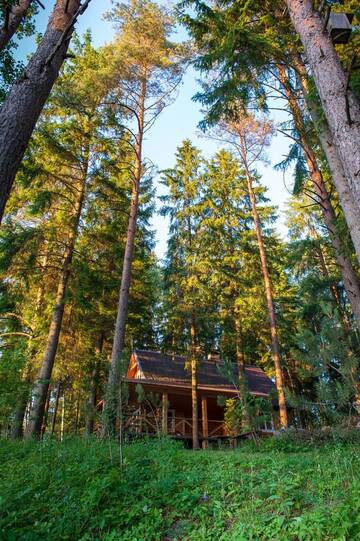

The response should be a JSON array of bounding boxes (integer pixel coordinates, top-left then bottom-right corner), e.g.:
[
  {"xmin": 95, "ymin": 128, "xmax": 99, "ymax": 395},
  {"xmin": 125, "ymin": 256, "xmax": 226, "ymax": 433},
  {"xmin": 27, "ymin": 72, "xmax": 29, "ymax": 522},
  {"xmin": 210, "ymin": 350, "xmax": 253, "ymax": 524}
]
[
  {"xmin": 242, "ymin": 161, "xmax": 288, "ymax": 428},
  {"xmin": 85, "ymin": 332, "xmax": 104, "ymax": 436},
  {"xmin": 25, "ymin": 156, "xmax": 88, "ymax": 439},
  {"xmin": 190, "ymin": 316, "xmax": 199, "ymax": 450},
  {"xmin": 277, "ymin": 65, "xmax": 360, "ymax": 331},
  {"xmin": 285, "ymin": 0, "xmax": 360, "ymax": 208},
  {"xmin": 292, "ymin": 53, "xmax": 360, "ymax": 263},
  {"xmin": 0, "ymin": 0, "xmax": 32, "ymax": 51},
  {"xmin": 0, "ymin": 0, "xmax": 90, "ymax": 221},
  {"xmin": 103, "ymin": 80, "xmax": 146, "ymax": 434}
]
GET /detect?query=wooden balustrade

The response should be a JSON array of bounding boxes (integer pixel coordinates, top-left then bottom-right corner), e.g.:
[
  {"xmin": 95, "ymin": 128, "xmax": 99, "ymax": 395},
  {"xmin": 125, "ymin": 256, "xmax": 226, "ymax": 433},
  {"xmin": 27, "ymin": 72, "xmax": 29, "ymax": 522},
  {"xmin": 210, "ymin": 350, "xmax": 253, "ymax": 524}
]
[{"xmin": 124, "ymin": 410, "xmax": 225, "ymax": 438}]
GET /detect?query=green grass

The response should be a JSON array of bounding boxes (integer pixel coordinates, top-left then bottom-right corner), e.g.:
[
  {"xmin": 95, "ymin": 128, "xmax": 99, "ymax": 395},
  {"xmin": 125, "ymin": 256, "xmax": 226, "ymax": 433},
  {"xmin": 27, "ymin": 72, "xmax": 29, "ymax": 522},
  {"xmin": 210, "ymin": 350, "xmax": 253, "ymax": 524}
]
[{"xmin": 0, "ymin": 437, "xmax": 359, "ymax": 540}]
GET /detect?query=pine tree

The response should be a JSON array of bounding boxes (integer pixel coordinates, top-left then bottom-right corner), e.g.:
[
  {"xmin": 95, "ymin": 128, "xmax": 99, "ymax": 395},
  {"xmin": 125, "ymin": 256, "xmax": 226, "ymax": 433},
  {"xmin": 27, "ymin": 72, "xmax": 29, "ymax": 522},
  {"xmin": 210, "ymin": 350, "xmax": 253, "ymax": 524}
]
[{"xmin": 103, "ymin": 0, "xmax": 187, "ymax": 433}]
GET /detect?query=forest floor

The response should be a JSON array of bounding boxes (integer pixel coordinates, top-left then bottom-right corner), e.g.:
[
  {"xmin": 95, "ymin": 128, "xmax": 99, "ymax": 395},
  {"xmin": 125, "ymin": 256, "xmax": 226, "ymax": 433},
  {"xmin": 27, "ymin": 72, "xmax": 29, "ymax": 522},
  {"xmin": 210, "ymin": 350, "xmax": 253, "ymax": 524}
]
[{"xmin": 0, "ymin": 436, "xmax": 359, "ymax": 541}]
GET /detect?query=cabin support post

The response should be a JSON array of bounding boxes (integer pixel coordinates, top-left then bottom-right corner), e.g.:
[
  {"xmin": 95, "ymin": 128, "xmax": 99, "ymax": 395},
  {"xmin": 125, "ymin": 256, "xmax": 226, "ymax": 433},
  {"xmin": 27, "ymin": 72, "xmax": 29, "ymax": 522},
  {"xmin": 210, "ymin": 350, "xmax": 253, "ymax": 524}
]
[
  {"xmin": 162, "ymin": 393, "xmax": 168, "ymax": 435},
  {"xmin": 201, "ymin": 396, "xmax": 208, "ymax": 449}
]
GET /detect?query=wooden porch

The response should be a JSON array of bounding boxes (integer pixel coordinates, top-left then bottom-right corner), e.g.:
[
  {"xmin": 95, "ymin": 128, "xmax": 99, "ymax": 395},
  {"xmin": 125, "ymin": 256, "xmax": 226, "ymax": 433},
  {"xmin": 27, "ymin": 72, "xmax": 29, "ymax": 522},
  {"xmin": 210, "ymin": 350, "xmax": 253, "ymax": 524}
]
[{"xmin": 124, "ymin": 391, "xmax": 276, "ymax": 448}]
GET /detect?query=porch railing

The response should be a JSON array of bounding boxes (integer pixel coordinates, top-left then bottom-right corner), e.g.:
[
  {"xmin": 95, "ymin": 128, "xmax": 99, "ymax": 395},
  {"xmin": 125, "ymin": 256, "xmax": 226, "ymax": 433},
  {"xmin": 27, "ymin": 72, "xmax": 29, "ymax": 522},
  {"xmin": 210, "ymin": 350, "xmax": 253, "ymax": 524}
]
[{"xmin": 124, "ymin": 410, "xmax": 225, "ymax": 438}]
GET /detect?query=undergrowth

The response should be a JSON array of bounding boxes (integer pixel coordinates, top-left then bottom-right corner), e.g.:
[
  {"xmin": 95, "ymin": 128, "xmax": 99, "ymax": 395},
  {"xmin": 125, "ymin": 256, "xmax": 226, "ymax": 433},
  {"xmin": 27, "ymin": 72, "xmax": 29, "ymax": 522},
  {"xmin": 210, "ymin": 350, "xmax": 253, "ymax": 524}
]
[{"xmin": 0, "ymin": 436, "xmax": 359, "ymax": 540}]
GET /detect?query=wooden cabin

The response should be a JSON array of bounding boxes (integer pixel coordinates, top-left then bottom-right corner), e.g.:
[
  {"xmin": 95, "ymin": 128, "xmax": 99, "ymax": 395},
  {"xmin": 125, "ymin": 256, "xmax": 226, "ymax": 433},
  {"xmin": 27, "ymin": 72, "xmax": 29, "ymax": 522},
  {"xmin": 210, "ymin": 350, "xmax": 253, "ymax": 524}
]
[{"xmin": 124, "ymin": 349, "xmax": 278, "ymax": 446}]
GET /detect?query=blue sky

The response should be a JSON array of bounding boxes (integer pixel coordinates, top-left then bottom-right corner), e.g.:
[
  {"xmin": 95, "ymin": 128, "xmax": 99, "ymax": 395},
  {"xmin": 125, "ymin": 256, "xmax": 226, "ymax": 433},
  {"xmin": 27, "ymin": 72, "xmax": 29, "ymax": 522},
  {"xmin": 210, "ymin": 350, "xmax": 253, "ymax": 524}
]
[{"xmin": 18, "ymin": 0, "xmax": 293, "ymax": 259}]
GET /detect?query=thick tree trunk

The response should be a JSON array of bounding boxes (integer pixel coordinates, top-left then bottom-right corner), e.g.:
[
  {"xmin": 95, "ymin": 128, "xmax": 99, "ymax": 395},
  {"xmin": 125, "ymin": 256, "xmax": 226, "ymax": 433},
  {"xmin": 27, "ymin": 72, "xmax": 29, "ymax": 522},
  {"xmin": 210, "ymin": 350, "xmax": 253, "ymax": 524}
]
[
  {"xmin": 244, "ymin": 165, "xmax": 289, "ymax": 428},
  {"xmin": 0, "ymin": 0, "xmax": 32, "ymax": 51},
  {"xmin": 278, "ymin": 65, "xmax": 360, "ymax": 331},
  {"xmin": 25, "ymin": 160, "xmax": 87, "ymax": 439},
  {"xmin": 292, "ymin": 54, "xmax": 360, "ymax": 263},
  {"xmin": 103, "ymin": 81, "xmax": 146, "ymax": 433},
  {"xmin": 0, "ymin": 0, "xmax": 88, "ymax": 221},
  {"xmin": 190, "ymin": 316, "xmax": 199, "ymax": 450},
  {"xmin": 85, "ymin": 332, "xmax": 104, "ymax": 436},
  {"xmin": 285, "ymin": 0, "xmax": 360, "ymax": 208}
]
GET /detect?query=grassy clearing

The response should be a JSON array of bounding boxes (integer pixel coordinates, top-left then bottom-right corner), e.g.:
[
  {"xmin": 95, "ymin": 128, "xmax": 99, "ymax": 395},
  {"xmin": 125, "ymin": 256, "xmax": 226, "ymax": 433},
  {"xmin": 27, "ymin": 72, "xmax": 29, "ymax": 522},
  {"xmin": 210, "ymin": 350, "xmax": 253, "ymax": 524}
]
[{"xmin": 0, "ymin": 437, "xmax": 359, "ymax": 540}]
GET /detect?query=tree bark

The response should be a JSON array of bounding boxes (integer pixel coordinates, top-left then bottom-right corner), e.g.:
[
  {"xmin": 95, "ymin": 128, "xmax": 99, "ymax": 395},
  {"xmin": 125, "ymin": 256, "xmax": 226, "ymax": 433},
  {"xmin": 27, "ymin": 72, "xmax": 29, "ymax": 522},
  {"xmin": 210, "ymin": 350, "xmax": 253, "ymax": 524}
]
[
  {"xmin": 243, "ymin": 163, "xmax": 289, "ymax": 428},
  {"xmin": 284, "ymin": 0, "xmax": 360, "ymax": 209},
  {"xmin": 0, "ymin": 0, "xmax": 32, "ymax": 51},
  {"xmin": 103, "ymin": 80, "xmax": 146, "ymax": 433},
  {"xmin": 292, "ymin": 53, "xmax": 360, "ymax": 264},
  {"xmin": 25, "ymin": 155, "xmax": 87, "ymax": 439},
  {"xmin": 0, "ymin": 0, "xmax": 86, "ymax": 222},
  {"xmin": 277, "ymin": 64, "xmax": 360, "ymax": 331},
  {"xmin": 190, "ymin": 316, "xmax": 199, "ymax": 449}
]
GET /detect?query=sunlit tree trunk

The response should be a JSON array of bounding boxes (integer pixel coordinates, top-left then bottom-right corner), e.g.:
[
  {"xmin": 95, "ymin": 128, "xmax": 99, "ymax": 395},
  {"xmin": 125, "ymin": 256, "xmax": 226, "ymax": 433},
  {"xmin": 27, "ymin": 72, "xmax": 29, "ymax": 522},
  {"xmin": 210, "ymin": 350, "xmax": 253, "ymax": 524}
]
[
  {"xmin": 242, "ymin": 160, "xmax": 289, "ymax": 428},
  {"xmin": 285, "ymin": 0, "xmax": 360, "ymax": 209},
  {"xmin": 278, "ymin": 65, "xmax": 360, "ymax": 331},
  {"xmin": 25, "ymin": 153, "xmax": 88, "ymax": 439},
  {"xmin": 0, "ymin": 0, "xmax": 32, "ymax": 51},
  {"xmin": 292, "ymin": 53, "xmax": 360, "ymax": 264},
  {"xmin": 104, "ymin": 80, "xmax": 146, "ymax": 433},
  {"xmin": 0, "ymin": 0, "xmax": 89, "ymax": 221}
]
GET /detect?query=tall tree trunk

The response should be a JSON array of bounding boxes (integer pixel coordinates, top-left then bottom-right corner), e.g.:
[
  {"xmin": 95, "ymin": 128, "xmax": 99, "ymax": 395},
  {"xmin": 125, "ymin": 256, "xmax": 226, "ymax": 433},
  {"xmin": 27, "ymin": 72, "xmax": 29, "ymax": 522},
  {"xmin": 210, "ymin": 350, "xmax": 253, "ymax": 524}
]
[
  {"xmin": 85, "ymin": 332, "xmax": 104, "ymax": 436},
  {"xmin": 284, "ymin": 0, "xmax": 360, "ymax": 208},
  {"xmin": 103, "ymin": 80, "xmax": 146, "ymax": 433},
  {"xmin": 0, "ymin": 0, "xmax": 90, "ymax": 221},
  {"xmin": 292, "ymin": 53, "xmax": 360, "ymax": 263},
  {"xmin": 277, "ymin": 65, "xmax": 360, "ymax": 331},
  {"xmin": 0, "ymin": 0, "xmax": 32, "ymax": 51},
  {"xmin": 25, "ymin": 158, "xmax": 87, "ymax": 439},
  {"xmin": 190, "ymin": 316, "xmax": 199, "ymax": 450},
  {"xmin": 243, "ymin": 162, "xmax": 288, "ymax": 428}
]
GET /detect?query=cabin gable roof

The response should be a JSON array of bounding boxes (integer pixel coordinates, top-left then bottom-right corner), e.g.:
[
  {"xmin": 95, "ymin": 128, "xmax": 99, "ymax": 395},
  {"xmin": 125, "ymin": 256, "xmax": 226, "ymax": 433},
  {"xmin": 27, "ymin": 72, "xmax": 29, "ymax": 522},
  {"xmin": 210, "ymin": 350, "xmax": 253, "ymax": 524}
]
[{"xmin": 127, "ymin": 349, "xmax": 275, "ymax": 397}]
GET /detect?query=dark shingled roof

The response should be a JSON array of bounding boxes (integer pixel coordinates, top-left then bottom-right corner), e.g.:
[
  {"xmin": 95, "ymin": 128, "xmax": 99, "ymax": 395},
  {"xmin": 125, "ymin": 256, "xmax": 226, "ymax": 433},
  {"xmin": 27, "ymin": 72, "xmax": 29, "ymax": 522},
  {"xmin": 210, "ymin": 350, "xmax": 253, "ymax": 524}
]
[{"xmin": 132, "ymin": 350, "xmax": 275, "ymax": 396}]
